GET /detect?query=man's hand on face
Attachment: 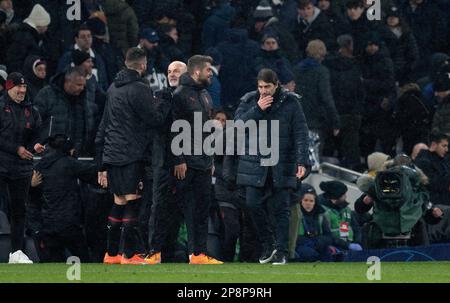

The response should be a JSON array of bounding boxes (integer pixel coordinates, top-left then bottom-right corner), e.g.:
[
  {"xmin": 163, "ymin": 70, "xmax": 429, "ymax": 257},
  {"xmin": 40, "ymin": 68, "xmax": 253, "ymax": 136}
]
[
  {"xmin": 257, "ymin": 95, "xmax": 274, "ymax": 111},
  {"xmin": 296, "ymin": 165, "xmax": 306, "ymax": 179}
]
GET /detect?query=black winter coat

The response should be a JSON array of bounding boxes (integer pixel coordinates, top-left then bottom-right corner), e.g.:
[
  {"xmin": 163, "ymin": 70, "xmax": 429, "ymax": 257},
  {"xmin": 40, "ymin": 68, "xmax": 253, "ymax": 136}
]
[
  {"xmin": 6, "ymin": 23, "xmax": 48, "ymax": 73},
  {"xmin": 294, "ymin": 58, "xmax": 340, "ymax": 130},
  {"xmin": 324, "ymin": 54, "xmax": 365, "ymax": 116},
  {"xmin": 292, "ymin": 10, "xmax": 337, "ymax": 57},
  {"xmin": 359, "ymin": 51, "xmax": 396, "ymax": 117},
  {"xmin": 96, "ymin": 69, "xmax": 169, "ymax": 168},
  {"xmin": 172, "ymin": 73, "xmax": 214, "ymax": 171},
  {"xmin": 234, "ymin": 87, "xmax": 309, "ymax": 189},
  {"xmin": 383, "ymin": 26, "xmax": 420, "ymax": 84},
  {"xmin": 0, "ymin": 93, "xmax": 41, "ymax": 179},
  {"xmin": 34, "ymin": 149, "xmax": 97, "ymax": 233},
  {"xmin": 415, "ymin": 150, "xmax": 450, "ymax": 206},
  {"xmin": 34, "ymin": 73, "xmax": 91, "ymax": 155}
]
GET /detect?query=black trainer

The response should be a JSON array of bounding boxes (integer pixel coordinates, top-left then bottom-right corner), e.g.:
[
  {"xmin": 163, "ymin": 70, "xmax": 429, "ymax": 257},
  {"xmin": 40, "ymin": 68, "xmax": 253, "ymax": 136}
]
[
  {"xmin": 259, "ymin": 247, "xmax": 277, "ymax": 264},
  {"xmin": 271, "ymin": 252, "xmax": 287, "ymax": 265}
]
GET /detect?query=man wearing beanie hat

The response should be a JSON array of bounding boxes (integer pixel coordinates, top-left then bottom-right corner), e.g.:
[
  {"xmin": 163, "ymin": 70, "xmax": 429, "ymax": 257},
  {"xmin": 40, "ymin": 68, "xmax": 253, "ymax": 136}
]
[
  {"xmin": 319, "ymin": 181, "xmax": 362, "ymax": 252},
  {"xmin": 58, "ymin": 24, "xmax": 109, "ymax": 92},
  {"xmin": 432, "ymin": 64, "xmax": 450, "ymax": 136},
  {"xmin": 6, "ymin": 4, "xmax": 50, "ymax": 73},
  {"xmin": 250, "ymin": 0, "xmax": 299, "ymax": 63},
  {"xmin": 0, "ymin": 72, "xmax": 44, "ymax": 264}
]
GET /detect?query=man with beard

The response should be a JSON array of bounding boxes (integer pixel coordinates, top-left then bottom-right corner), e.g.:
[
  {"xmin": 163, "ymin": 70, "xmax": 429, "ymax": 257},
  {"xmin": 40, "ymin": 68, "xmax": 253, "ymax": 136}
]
[
  {"xmin": 138, "ymin": 27, "xmax": 170, "ymax": 91},
  {"xmin": 96, "ymin": 47, "xmax": 169, "ymax": 265},
  {"xmin": 171, "ymin": 55, "xmax": 223, "ymax": 264}
]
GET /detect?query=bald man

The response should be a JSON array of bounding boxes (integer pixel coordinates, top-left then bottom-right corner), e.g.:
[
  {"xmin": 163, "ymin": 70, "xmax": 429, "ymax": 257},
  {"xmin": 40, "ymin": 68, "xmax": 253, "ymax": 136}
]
[
  {"xmin": 145, "ymin": 61, "xmax": 187, "ymax": 263},
  {"xmin": 167, "ymin": 61, "xmax": 187, "ymax": 88}
]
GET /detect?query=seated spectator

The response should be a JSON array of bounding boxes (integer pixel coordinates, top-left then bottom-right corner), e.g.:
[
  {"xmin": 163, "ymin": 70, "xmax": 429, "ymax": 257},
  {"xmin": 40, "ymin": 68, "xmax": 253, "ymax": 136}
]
[
  {"xmin": 415, "ymin": 132, "xmax": 450, "ymax": 206},
  {"xmin": 318, "ymin": 181, "xmax": 363, "ymax": 252},
  {"xmin": 293, "ymin": 0, "xmax": 337, "ymax": 58},
  {"xmin": 31, "ymin": 134, "xmax": 97, "ymax": 262},
  {"xmin": 291, "ymin": 184, "xmax": 334, "ymax": 262},
  {"xmin": 6, "ymin": 4, "xmax": 51, "ymax": 73},
  {"xmin": 431, "ymin": 64, "xmax": 450, "ymax": 136},
  {"xmin": 57, "ymin": 24, "xmax": 109, "ymax": 91},
  {"xmin": 22, "ymin": 55, "xmax": 46, "ymax": 103}
]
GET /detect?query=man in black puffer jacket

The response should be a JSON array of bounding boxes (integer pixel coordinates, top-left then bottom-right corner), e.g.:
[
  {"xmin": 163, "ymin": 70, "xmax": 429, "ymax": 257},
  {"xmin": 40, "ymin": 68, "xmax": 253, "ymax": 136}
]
[
  {"xmin": 235, "ymin": 68, "xmax": 309, "ymax": 265},
  {"xmin": 34, "ymin": 67, "xmax": 92, "ymax": 157},
  {"xmin": 96, "ymin": 48, "xmax": 170, "ymax": 265}
]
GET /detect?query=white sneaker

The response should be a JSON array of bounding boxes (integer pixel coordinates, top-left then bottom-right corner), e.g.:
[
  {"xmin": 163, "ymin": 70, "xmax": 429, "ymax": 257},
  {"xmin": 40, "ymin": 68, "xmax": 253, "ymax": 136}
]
[{"xmin": 8, "ymin": 250, "xmax": 33, "ymax": 264}]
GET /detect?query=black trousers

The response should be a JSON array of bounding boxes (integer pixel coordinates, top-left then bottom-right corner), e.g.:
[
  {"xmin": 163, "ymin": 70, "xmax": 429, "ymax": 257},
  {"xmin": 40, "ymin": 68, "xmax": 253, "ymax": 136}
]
[
  {"xmin": 39, "ymin": 225, "xmax": 90, "ymax": 263},
  {"xmin": 245, "ymin": 175, "xmax": 291, "ymax": 256},
  {"xmin": 148, "ymin": 166, "xmax": 184, "ymax": 259},
  {"xmin": 0, "ymin": 175, "xmax": 31, "ymax": 252},
  {"xmin": 173, "ymin": 167, "xmax": 212, "ymax": 255}
]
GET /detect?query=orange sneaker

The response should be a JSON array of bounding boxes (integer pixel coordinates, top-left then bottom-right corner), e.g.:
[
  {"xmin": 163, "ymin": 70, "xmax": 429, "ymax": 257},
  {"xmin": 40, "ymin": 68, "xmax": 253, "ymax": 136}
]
[
  {"xmin": 121, "ymin": 254, "xmax": 155, "ymax": 265},
  {"xmin": 189, "ymin": 253, "xmax": 223, "ymax": 265},
  {"xmin": 144, "ymin": 252, "xmax": 161, "ymax": 264},
  {"xmin": 103, "ymin": 253, "xmax": 122, "ymax": 264}
]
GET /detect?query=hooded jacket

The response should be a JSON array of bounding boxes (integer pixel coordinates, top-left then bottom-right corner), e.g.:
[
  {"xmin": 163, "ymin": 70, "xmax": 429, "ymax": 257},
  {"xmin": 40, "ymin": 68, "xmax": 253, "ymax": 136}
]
[
  {"xmin": 96, "ymin": 68, "xmax": 169, "ymax": 168},
  {"xmin": 23, "ymin": 55, "xmax": 47, "ymax": 102},
  {"xmin": 34, "ymin": 149, "xmax": 97, "ymax": 233},
  {"xmin": 202, "ymin": 2, "xmax": 236, "ymax": 50},
  {"xmin": 0, "ymin": 92, "xmax": 41, "ymax": 179}
]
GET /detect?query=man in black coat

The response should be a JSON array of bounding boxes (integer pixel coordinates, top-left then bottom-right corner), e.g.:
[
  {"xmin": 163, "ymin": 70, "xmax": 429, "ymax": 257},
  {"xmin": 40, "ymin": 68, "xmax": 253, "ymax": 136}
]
[
  {"xmin": 235, "ymin": 68, "xmax": 309, "ymax": 264},
  {"xmin": 34, "ymin": 66, "xmax": 91, "ymax": 157},
  {"xmin": 96, "ymin": 47, "xmax": 170, "ymax": 265},
  {"xmin": 145, "ymin": 61, "xmax": 187, "ymax": 263},
  {"xmin": 171, "ymin": 55, "xmax": 223, "ymax": 264},
  {"xmin": 324, "ymin": 34, "xmax": 365, "ymax": 169},
  {"xmin": 292, "ymin": 0, "xmax": 337, "ymax": 58},
  {"xmin": 415, "ymin": 132, "xmax": 450, "ymax": 207},
  {"xmin": 359, "ymin": 32, "xmax": 396, "ymax": 158},
  {"xmin": 0, "ymin": 72, "xmax": 43, "ymax": 263},
  {"xmin": 32, "ymin": 134, "xmax": 97, "ymax": 262},
  {"xmin": 6, "ymin": 4, "xmax": 51, "ymax": 73}
]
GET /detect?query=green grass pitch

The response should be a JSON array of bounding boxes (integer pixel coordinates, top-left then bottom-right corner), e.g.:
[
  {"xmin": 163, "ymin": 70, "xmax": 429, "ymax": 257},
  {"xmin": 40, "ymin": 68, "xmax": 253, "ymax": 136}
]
[{"xmin": 0, "ymin": 262, "xmax": 449, "ymax": 283}]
